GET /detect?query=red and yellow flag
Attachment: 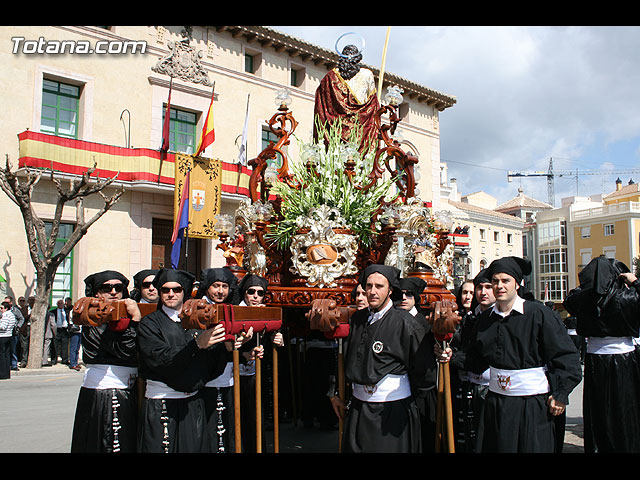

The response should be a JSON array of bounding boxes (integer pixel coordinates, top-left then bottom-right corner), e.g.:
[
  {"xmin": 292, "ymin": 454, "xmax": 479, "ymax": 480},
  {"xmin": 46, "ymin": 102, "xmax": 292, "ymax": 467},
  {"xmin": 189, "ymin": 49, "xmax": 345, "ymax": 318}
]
[{"xmin": 194, "ymin": 83, "xmax": 215, "ymax": 157}]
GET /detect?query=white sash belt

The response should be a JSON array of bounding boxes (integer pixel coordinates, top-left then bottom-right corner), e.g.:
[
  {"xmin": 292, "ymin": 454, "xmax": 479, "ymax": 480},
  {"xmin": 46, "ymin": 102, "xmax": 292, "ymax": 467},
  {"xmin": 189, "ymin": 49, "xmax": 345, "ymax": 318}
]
[
  {"xmin": 144, "ymin": 379, "xmax": 197, "ymax": 399},
  {"xmin": 489, "ymin": 366, "xmax": 549, "ymax": 396},
  {"xmin": 586, "ymin": 336, "xmax": 635, "ymax": 355},
  {"xmin": 352, "ymin": 373, "xmax": 411, "ymax": 403},
  {"xmin": 468, "ymin": 368, "xmax": 490, "ymax": 386},
  {"xmin": 82, "ymin": 364, "xmax": 138, "ymax": 390},
  {"xmin": 205, "ymin": 362, "xmax": 234, "ymax": 388}
]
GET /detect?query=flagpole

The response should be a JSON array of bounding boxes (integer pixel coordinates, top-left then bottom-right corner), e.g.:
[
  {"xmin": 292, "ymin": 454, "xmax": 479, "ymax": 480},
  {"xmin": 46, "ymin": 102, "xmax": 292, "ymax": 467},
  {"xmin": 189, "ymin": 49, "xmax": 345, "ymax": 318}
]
[
  {"xmin": 158, "ymin": 76, "xmax": 174, "ymax": 184},
  {"xmin": 236, "ymin": 93, "xmax": 250, "ymax": 194},
  {"xmin": 195, "ymin": 82, "xmax": 215, "ymax": 158},
  {"xmin": 377, "ymin": 26, "xmax": 392, "ymax": 102}
]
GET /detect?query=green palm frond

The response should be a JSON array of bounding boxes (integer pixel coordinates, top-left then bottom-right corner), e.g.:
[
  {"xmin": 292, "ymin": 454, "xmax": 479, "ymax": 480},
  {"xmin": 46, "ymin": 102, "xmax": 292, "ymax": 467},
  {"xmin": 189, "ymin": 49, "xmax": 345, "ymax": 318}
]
[{"xmin": 266, "ymin": 117, "xmax": 398, "ymax": 250}]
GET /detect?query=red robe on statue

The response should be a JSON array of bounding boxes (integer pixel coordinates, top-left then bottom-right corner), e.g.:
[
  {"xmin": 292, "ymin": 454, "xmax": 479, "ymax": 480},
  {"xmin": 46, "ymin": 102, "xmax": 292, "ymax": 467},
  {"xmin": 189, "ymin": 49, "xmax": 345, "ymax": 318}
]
[{"xmin": 314, "ymin": 68, "xmax": 380, "ymax": 153}]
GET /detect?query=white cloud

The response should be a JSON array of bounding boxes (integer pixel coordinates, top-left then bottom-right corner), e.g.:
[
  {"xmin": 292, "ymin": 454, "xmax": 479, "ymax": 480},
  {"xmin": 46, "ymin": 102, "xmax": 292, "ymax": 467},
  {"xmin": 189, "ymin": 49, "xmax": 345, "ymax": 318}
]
[{"xmin": 270, "ymin": 25, "xmax": 640, "ymax": 206}]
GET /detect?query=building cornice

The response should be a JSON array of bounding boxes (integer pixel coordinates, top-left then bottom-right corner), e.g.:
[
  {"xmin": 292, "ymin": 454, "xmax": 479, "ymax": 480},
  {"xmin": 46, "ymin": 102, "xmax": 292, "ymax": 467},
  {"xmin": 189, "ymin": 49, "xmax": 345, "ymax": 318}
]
[{"xmin": 214, "ymin": 26, "xmax": 457, "ymax": 111}]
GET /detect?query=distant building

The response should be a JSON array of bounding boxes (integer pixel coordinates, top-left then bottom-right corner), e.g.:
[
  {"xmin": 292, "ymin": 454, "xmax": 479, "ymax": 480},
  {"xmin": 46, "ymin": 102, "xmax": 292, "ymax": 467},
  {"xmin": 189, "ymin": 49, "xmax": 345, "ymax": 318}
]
[
  {"xmin": 495, "ymin": 187, "xmax": 552, "ymax": 295},
  {"xmin": 440, "ymin": 170, "xmax": 524, "ymax": 287}
]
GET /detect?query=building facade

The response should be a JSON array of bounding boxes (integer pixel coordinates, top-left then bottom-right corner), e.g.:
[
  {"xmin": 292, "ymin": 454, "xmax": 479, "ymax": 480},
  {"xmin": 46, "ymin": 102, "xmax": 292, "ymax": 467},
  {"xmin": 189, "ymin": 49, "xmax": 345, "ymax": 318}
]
[{"xmin": 1, "ymin": 25, "xmax": 456, "ymax": 304}]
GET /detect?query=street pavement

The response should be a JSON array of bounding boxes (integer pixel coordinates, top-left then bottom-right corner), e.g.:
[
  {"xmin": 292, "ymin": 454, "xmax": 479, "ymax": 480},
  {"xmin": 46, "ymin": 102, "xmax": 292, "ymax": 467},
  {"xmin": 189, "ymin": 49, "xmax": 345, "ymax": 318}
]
[{"xmin": 1, "ymin": 363, "xmax": 584, "ymax": 454}]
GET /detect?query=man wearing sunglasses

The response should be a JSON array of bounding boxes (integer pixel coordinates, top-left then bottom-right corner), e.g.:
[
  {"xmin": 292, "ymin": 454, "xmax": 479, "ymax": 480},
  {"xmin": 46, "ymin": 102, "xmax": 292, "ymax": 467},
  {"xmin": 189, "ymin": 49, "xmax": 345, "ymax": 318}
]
[
  {"xmin": 237, "ymin": 274, "xmax": 284, "ymax": 452},
  {"xmin": 137, "ymin": 268, "xmax": 228, "ymax": 452},
  {"xmin": 131, "ymin": 269, "xmax": 159, "ymax": 304},
  {"xmin": 71, "ymin": 270, "xmax": 141, "ymax": 453},
  {"xmin": 395, "ymin": 276, "xmax": 438, "ymax": 453}
]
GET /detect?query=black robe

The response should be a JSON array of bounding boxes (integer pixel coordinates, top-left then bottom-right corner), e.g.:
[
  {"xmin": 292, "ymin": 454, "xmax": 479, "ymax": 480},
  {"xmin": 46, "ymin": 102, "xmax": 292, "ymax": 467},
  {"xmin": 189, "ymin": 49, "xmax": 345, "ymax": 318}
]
[
  {"xmin": 564, "ymin": 271, "xmax": 640, "ymax": 453},
  {"xmin": 450, "ymin": 307, "xmax": 489, "ymax": 453},
  {"xmin": 136, "ymin": 308, "xmax": 227, "ymax": 453},
  {"xmin": 70, "ymin": 322, "xmax": 139, "ymax": 453},
  {"xmin": 342, "ymin": 304, "xmax": 432, "ymax": 453},
  {"xmin": 465, "ymin": 299, "xmax": 582, "ymax": 453}
]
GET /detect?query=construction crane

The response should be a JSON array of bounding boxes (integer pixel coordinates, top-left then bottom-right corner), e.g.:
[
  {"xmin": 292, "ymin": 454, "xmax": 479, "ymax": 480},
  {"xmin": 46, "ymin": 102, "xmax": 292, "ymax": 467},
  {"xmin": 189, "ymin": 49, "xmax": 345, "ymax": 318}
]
[{"xmin": 507, "ymin": 157, "xmax": 640, "ymax": 207}]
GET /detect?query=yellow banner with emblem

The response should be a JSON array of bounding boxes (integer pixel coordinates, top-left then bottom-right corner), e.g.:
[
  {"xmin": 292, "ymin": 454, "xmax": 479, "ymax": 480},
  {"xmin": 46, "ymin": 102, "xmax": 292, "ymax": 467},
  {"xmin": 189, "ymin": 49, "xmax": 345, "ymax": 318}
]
[{"xmin": 174, "ymin": 153, "xmax": 222, "ymax": 239}]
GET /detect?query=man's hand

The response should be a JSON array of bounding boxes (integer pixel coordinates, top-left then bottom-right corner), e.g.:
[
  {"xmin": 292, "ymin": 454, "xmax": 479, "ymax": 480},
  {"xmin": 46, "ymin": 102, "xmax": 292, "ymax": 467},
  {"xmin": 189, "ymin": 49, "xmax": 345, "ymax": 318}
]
[
  {"xmin": 196, "ymin": 323, "xmax": 227, "ymax": 349},
  {"xmin": 547, "ymin": 395, "xmax": 566, "ymax": 416},
  {"xmin": 434, "ymin": 343, "xmax": 452, "ymax": 363},
  {"xmin": 123, "ymin": 298, "xmax": 141, "ymax": 322},
  {"xmin": 620, "ymin": 272, "xmax": 638, "ymax": 285},
  {"xmin": 330, "ymin": 395, "xmax": 346, "ymax": 420}
]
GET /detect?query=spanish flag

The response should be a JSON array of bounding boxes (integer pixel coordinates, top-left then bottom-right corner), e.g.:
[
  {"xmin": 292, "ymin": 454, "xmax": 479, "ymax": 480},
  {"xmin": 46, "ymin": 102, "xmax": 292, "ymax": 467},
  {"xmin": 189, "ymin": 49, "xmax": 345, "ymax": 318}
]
[{"xmin": 194, "ymin": 83, "xmax": 215, "ymax": 157}]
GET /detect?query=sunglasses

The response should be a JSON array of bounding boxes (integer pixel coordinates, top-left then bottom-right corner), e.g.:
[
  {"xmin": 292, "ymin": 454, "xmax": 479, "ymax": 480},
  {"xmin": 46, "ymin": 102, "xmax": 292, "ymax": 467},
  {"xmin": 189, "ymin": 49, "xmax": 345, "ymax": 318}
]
[
  {"xmin": 246, "ymin": 288, "xmax": 265, "ymax": 297},
  {"xmin": 402, "ymin": 290, "xmax": 415, "ymax": 298},
  {"xmin": 98, "ymin": 283, "xmax": 124, "ymax": 294},
  {"xmin": 161, "ymin": 286, "xmax": 184, "ymax": 294},
  {"xmin": 141, "ymin": 281, "xmax": 154, "ymax": 289}
]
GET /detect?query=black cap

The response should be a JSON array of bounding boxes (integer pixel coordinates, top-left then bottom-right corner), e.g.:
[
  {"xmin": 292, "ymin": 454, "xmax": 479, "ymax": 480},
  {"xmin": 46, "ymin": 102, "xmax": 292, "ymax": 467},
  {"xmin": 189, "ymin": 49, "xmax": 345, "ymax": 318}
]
[
  {"xmin": 399, "ymin": 277, "xmax": 427, "ymax": 306},
  {"xmin": 133, "ymin": 269, "xmax": 159, "ymax": 289},
  {"xmin": 84, "ymin": 270, "xmax": 130, "ymax": 298},
  {"xmin": 197, "ymin": 267, "xmax": 239, "ymax": 304},
  {"xmin": 487, "ymin": 256, "xmax": 532, "ymax": 284},
  {"xmin": 359, "ymin": 264, "xmax": 403, "ymax": 301},
  {"xmin": 153, "ymin": 268, "xmax": 195, "ymax": 300},
  {"xmin": 238, "ymin": 274, "xmax": 268, "ymax": 297},
  {"xmin": 473, "ymin": 268, "xmax": 491, "ymax": 286}
]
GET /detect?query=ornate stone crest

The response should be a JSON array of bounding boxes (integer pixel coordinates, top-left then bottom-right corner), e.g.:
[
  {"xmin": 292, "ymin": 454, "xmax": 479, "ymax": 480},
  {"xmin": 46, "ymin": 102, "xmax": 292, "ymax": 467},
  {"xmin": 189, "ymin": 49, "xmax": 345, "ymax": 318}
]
[
  {"xmin": 289, "ymin": 205, "xmax": 359, "ymax": 288},
  {"xmin": 152, "ymin": 27, "xmax": 212, "ymax": 86}
]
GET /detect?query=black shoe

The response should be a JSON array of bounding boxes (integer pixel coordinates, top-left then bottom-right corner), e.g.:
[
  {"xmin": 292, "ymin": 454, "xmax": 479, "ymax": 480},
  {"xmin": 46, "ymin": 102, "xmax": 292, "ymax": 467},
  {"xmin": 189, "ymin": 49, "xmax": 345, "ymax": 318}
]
[{"xmin": 42, "ymin": 363, "xmax": 52, "ymax": 367}]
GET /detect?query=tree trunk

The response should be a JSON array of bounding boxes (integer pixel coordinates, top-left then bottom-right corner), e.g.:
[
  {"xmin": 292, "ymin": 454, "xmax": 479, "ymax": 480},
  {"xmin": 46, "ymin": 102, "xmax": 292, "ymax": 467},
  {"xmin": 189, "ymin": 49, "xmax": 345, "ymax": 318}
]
[{"xmin": 26, "ymin": 277, "xmax": 52, "ymax": 369}]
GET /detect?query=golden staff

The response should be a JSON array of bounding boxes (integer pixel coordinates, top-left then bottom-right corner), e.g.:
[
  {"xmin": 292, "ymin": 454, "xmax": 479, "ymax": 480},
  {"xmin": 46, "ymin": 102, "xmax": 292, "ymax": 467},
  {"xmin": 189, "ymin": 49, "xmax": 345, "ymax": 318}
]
[{"xmin": 377, "ymin": 26, "xmax": 392, "ymax": 102}]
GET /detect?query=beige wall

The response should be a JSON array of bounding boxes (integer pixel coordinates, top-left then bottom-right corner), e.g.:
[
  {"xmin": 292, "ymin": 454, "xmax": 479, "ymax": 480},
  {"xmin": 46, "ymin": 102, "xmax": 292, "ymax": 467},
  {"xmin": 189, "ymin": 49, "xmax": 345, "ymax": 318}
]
[{"xmin": 0, "ymin": 25, "xmax": 448, "ymax": 302}]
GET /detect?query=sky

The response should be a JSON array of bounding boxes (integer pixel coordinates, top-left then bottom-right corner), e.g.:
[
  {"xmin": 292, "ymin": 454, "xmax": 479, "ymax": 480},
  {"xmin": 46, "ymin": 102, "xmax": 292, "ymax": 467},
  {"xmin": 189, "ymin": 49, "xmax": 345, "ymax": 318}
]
[{"xmin": 269, "ymin": 26, "xmax": 640, "ymax": 207}]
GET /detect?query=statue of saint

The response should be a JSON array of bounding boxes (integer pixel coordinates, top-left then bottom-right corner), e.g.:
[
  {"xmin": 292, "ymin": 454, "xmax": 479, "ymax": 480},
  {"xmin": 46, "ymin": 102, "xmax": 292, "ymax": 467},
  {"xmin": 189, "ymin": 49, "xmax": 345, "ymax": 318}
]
[{"xmin": 313, "ymin": 44, "xmax": 380, "ymax": 152}]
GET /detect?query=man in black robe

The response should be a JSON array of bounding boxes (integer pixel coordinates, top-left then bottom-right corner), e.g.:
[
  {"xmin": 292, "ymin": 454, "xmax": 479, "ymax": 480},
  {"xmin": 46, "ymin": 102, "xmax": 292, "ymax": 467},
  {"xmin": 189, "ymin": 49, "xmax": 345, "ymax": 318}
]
[
  {"xmin": 395, "ymin": 276, "xmax": 438, "ymax": 453},
  {"xmin": 448, "ymin": 256, "xmax": 581, "ymax": 453},
  {"xmin": 447, "ymin": 269, "xmax": 494, "ymax": 452},
  {"xmin": 564, "ymin": 256, "xmax": 640, "ymax": 453},
  {"xmin": 136, "ymin": 268, "xmax": 228, "ymax": 453},
  {"xmin": 70, "ymin": 270, "xmax": 142, "ymax": 453},
  {"xmin": 340, "ymin": 264, "xmax": 433, "ymax": 453},
  {"xmin": 196, "ymin": 267, "xmax": 252, "ymax": 452}
]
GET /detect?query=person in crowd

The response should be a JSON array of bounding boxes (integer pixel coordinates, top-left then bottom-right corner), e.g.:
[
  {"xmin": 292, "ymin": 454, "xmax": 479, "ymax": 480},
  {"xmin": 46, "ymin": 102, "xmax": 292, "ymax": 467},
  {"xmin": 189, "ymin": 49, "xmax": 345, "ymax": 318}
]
[
  {"xmin": 440, "ymin": 256, "xmax": 581, "ymax": 453},
  {"xmin": 70, "ymin": 270, "xmax": 141, "ymax": 453},
  {"xmin": 130, "ymin": 269, "xmax": 159, "ymax": 304},
  {"xmin": 237, "ymin": 274, "xmax": 283, "ymax": 452},
  {"xmin": 328, "ymin": 283, "xmax": 368, "ymax": 424},
  {"xmin": 42, "ymin": 304, "xmax": 57, "ymax": 367},
  {"xmin": 67, "ymin": 297, "xmax": 82, "ymax": 371},
  {"xmin": 351, "ymin": 283, "xmax": 368, "ymax": 311},
  {"xmin": 17, "ymin": 296, "xmax": 30, "ymax": 368},
  {"xmin": 50, "ymin": 298, "xmax": 70, "ymax": 365},
  {"xmin": 196, "ymin": 267, "xmax": 252, "ymax": 453},
  {"xmin": 448, "ymin": 269, "xmax": 495, "ymax": 452},
  {"xmin": 396, "ymin": 276, "xmax": 438, "ymax": 453},
  {"xmin": 4, "ymin": 296, "xmax": 24, "ymax": 371},
  {"xmin": 444, "ymin": 280, "xmax": 474, "ymax": 451},
  {"xmin": 339, "ymin": 264, "xmax": 433, "ymax": 452},
  {"xmin": 564, "ymin": 256, "xmax": 640, "ymax": 453},
  {"xmin": 0, "ymin": 301, "xmax": 17, "ymax": 379},
  {"xmin": 137, "ymin": 268, "xmax": 228, "ymax": 453}
]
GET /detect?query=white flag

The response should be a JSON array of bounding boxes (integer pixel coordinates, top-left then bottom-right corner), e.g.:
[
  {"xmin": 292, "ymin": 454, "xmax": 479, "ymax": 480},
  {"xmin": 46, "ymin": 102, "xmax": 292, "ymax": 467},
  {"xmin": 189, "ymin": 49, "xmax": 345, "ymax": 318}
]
[{"xmin": 237, "ymin": 94, "xmax": 250, "ymax": 166}]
